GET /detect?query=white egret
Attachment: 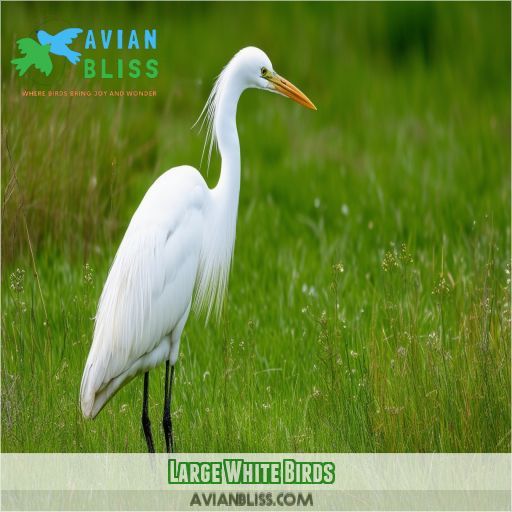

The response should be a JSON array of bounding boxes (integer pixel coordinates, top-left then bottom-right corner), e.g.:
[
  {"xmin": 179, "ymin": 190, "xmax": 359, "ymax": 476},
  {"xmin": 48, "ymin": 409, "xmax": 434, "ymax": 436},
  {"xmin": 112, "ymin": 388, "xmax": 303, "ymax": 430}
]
[{"xmin": 80, "ymin": 47, "xmax": 316, "ymax": 452}]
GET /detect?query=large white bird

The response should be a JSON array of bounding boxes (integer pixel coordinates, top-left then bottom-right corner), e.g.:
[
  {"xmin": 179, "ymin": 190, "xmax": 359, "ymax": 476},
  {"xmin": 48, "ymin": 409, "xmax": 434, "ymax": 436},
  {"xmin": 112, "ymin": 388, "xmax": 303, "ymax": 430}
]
[{"xmin": 80, "ymin": 47, "xmax": 316, "ymax": 452}]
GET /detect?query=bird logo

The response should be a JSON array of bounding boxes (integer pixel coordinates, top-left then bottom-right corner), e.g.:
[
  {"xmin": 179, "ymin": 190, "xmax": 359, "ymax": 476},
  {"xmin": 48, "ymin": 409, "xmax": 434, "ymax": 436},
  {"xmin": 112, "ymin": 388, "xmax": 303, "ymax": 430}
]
[
  {"xmin": 36, "ymin": 28, "xmax": 83, "ymax": 64},
  {"xmin": 11, "ymin": 27, "xmax": 82, "ymax": 77},
  {"xmin": 11, "ymin": 38, "xmax": 53, "ymax": 77}
]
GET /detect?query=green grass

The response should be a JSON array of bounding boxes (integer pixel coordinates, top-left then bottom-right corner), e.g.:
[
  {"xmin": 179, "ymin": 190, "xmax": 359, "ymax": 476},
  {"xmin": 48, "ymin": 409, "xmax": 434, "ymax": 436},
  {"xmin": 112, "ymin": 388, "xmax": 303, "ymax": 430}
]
[{"xmin": 2, "ymin": 2, "xmax": 510, "ymax": 452}]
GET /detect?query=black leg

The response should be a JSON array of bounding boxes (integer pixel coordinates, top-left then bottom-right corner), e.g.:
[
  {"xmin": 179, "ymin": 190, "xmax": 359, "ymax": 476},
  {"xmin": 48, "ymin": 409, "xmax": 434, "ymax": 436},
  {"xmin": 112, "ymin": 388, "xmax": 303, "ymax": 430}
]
[
  {"xmin": 142, "ymin": 371, "xmax": 155, "ymax": 453},
  {"xmin": 162, "ymin": 361, "xmax": 175, "ymax": 453}
]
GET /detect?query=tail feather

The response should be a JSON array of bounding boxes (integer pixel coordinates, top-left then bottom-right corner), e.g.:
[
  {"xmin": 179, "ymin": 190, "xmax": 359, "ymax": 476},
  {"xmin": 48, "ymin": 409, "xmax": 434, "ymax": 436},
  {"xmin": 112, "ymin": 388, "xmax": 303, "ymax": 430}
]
[
  {"xmin": 11, "ymin": 57, "xmax": 31, "ymax": 76},
  {"xmin": 80, "ymin": 361, "xmax": 96, "ymax": 418},
  {"xmin": 80, "ymin": 335, "xmax": 172, "ymax": 419},
  {"xmin": 80, "ymin": 347, "xmax": 111, "ymax": 419},
  {"xmin": 66, "ymin": 50, "xmax": 81, "ymax": 65}
]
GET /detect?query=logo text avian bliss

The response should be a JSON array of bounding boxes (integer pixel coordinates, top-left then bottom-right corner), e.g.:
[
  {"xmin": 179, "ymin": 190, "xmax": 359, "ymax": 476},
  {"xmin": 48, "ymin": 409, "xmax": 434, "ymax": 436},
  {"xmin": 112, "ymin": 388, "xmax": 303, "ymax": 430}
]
[
  {"xmin": 11, "ymin": 28, "xmax": 158, "ymax": 78},
  {"xmin": 83, "ymin": 29, "xmax": 158, "ymax": 79}
]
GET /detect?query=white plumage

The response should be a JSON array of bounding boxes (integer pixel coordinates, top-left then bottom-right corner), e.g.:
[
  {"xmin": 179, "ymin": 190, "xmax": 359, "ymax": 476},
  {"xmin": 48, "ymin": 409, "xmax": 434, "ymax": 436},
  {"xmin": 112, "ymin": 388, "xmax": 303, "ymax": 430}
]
[
  {"xmin": 79, "ymin": 47, "xmax": 315, "ymax": 448},
  {"xmin": 80, "ymin": 167, "xmax": 207, "ymax": 418}
]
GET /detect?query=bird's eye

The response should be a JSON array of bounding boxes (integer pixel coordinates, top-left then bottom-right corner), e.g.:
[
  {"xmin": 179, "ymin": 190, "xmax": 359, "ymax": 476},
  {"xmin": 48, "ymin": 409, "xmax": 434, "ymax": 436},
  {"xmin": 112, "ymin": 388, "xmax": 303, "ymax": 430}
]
[{"xmin": 261, "ymin": 67, "xmax": 269, "ymax": 77}]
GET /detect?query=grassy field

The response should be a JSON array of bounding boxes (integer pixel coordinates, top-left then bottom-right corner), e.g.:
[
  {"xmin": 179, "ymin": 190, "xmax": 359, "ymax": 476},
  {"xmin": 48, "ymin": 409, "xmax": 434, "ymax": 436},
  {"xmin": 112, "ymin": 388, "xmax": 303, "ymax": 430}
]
[{"xmin": 2, "ymin": 2, "xmax": 510, "ymax": 453}]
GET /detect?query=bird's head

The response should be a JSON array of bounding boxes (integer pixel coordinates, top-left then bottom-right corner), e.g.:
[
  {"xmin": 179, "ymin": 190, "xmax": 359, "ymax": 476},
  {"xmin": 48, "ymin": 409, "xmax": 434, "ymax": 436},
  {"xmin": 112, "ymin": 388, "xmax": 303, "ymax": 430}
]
[
  {"xmin": 195, "ymin": 46, "xmax": 316, "ymax": 170},
  {"xmin": 36, "ymin": 30, "xmax": 50, "ymax": 45},
  {"xmin": 227, "ymin": 46, "xmax": 316, "ymax": 110}
]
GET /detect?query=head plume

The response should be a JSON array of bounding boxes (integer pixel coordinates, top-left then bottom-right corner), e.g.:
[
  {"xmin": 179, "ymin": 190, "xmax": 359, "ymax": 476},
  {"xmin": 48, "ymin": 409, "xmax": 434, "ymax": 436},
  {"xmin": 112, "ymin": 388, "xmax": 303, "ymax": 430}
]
[{"xmin": 193, "ymin": 63, "xmax": 229, "ymax": 173}]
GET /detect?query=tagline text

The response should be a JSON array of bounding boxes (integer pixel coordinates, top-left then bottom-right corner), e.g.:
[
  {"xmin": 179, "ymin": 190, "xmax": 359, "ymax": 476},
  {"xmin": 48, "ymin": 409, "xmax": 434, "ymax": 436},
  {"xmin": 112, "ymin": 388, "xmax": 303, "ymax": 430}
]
[{"xmin": 21, "ymin": 89, "xmax": 157, "ymax": 97}]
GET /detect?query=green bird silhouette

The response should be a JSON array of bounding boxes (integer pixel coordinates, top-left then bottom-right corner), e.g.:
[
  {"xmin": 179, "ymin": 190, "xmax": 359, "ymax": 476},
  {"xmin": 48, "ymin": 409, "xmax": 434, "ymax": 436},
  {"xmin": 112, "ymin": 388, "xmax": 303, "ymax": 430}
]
[{"xmin": 11, "ymin": 38, "xmax": 53, "ymax": 77}]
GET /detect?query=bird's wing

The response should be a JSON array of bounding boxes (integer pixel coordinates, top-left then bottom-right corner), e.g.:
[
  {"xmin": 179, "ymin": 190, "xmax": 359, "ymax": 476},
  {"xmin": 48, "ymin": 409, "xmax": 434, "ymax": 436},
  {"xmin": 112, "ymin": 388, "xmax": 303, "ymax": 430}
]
[
  {"xmin": 33, "ymin": 48, "xmax": 53, "ymax": 76},
  {"xmin": 80, "ymin": 166, "xmax": 208, "ymax": 417},
  {"xmin": 53, "ymin": 28, "xmax": 83, "ymax": 45},
  {"xmin": 16, "ymin": 38, "xmax": 41, "ymax": 55}
]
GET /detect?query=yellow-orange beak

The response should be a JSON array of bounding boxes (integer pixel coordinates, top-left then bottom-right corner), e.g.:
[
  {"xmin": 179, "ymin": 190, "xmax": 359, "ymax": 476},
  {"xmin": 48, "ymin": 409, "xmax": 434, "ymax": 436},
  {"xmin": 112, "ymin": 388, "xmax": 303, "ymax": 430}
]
[{"xmin": 267, "ymin": 72, "xmax": 317, "ymax": 111}]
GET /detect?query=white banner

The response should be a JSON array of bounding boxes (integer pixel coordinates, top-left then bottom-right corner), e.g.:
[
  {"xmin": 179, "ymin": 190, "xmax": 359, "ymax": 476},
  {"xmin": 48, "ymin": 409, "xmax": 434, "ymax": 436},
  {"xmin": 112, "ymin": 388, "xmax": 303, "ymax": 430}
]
[{"xmin": 1, "ymin": 453, "xmax": 510, "ymax": 510}]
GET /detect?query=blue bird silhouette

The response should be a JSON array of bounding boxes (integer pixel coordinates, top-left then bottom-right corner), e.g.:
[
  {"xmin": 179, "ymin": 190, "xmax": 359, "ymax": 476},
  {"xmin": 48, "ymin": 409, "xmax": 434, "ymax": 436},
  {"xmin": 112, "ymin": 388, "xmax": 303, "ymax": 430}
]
[{"xmin": 36, "ymin": 28, "xmax": 83, "ymax": 64}]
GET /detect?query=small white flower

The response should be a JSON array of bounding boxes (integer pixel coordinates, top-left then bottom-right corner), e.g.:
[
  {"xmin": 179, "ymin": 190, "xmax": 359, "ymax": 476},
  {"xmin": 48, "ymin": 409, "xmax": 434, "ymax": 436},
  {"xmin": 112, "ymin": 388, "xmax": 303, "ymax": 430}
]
[{"xmin": 341, "ymin": 204, "xmax": 349, "ymax": 216}]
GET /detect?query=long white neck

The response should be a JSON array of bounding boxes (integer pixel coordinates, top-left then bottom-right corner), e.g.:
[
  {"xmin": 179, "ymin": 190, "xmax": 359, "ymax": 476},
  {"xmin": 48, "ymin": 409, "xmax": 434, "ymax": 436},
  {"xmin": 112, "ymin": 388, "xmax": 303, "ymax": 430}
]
[{"xmin": 212, "ymin": 68, "xmax": 242, "ymax": 212}]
